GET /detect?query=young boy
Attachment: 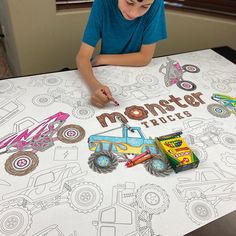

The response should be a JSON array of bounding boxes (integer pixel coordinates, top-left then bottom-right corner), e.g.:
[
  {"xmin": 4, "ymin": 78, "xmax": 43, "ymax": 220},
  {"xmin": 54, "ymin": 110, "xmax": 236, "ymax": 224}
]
[{"xmin": 76, "ymin": 0, "xmax": 167, "ymax": 107}]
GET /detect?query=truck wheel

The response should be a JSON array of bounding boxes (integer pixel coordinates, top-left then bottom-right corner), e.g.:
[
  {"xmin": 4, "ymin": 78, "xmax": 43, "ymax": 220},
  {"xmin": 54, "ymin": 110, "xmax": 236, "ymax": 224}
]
[
  {"xmin": 136, "ymin": 184, "xmax": 169, "ymax": 215},
  {"xmin": 182, "ymin": 64, "xmax": 200, "ymax": 73},
  {"xmin": 185, "ymin": 198, "xmax": 217, "ymax": 225},
  {"xmin": 5, "ymin": 151, "xmax": 39, "ymax": 176},
  {"xmin": 57, "ymin": 124, "xmax": 85, "ymax": 143},
  {"xmin": 219, "ymin": 132, "xmax": 236, "ymax": 149},
  {"xmin": 177, "ymin": 80, "xmax": 196, "ymax": 91},
  {"xmin": 68, "ymin": 182, "xmax": 103, "ymax": 213},
  {"xmin": 136, "ymin": 74, "xmax": 157, "ymax": 86},
  {"xmin": 211, "ymin": 82, "xmax": 231, "ymax": 93},
  {"xmin": 32, "ymin": 94, "xmax": 54, "ymax": 107},
  {"xmin": 207, "ymin": 103, "xmax": 231, "ymax": 118},
  {"xmin": 0, "ymin": 80, "xmax": 13, "ymax": 93},
  {"xmin": 190, "ymin": 145, "xmax": 208, "ymax": 163},
  {"xmin": 144, "ymin": 154, "xmax": 173, "ymax": 177},
  {"xmin": 88, "ymin": 151, "xmax": 118, "ymax": 173},
  {"xmin": 72, "ymin": 106, "xmax": 95, "ymax": 120},
  {"xmin": 0, "ymin": 205, "xmax": 32, "ymax": 236}
]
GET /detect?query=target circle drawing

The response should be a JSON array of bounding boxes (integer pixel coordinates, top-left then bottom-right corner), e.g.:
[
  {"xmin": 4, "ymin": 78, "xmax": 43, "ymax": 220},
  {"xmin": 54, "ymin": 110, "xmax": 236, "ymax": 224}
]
[
  {"xmin": 72, "ymin": 106, "xmax": 95, "ymax": 120},
  {"xmin": 207, "ymin": 103, "xmax": 231, "ymax": 118},
  {"xmin": 0, "ymin": 80, "xmax": 13, "ymax": 93},
  {"xmin": 43, "ymin": 76, "xmax": 62, "ymax": 86},
  {"xmin": 5, "ymin": 151, "xmax": 39, "ymax": 176},
  {"xmin": 177, "ymin": 80, "xmax": 197, "ymax": 91},
  {"xmin": 182, "ymin": 64, "xmax": 200, "ymax": 73},
  {"xmin": 32, "ymin": 94, "xmax": 54, "ymax": 107},
  {"xmin": 57, "ymin": 124, "xmax": 85, "ymax": 143}
]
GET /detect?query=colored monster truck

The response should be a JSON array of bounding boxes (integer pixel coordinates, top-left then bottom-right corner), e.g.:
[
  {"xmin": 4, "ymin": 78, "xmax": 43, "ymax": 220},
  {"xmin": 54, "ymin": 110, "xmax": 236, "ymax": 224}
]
[
  {"xmin": 174, "ymin": 163, "xmax": 236, "ymax": 225},
  {"xmin": 0, "ymin": 163, "xmax": 103, "ymax": 236},
  {"xmin": 0, "ymin": 112, "xmax": 85, "ymax": 176},
  {"xmin": 207, "ymin": 93, "xmax": 236, "ymax": 118},
  {"xmin": 88, "ymin": 123, "xmax": 172, "ymax": 176},
  {"xmin": 159, "ymin": 57, "xmax": 200, "ymax": 91},
  {"xmin": 92, "ymin": 182, "xmax": 169, "ymax": 236}
]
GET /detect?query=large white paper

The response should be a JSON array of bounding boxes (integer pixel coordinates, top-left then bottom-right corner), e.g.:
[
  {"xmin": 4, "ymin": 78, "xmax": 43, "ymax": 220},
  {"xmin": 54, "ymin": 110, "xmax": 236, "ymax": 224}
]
[{"xmin": 0, "ymin": 49, "xmax": 235, "ymax": 236}]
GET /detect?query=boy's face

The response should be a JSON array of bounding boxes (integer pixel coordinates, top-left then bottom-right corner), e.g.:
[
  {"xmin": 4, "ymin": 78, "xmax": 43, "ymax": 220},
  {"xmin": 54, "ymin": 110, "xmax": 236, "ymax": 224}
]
[{"xmin": 118, "ymin": 0, "xmax": 154, "ymax": 21}]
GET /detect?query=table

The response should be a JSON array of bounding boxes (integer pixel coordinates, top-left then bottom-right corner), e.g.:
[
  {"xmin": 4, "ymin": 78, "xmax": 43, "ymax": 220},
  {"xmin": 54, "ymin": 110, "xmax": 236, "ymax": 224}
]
[{"xmin": 0, "ymin": 47, "xmax": 235, "ymax": 236}]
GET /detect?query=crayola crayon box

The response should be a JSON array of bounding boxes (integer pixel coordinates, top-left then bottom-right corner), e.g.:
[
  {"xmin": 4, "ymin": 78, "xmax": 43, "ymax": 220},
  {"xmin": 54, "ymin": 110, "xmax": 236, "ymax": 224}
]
[{"xmin": 155, "ymin": 132, "xmax": 199, "ymax": 173}]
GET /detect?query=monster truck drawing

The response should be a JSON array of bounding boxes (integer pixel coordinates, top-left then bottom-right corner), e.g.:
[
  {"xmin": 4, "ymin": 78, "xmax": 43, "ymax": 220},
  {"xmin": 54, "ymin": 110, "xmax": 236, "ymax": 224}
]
[
  {"xmin": 159, "ymin": 57, "xmax": 200, "ymax": 91},
  {"xmin": 32, "ymin": 88, "xmax": 94, "ymax": 119},
  {"xmin": 106, "ymin": 74, "xmax": 168, "ymax": 102},
  {"xmin": 0, "ymin": 80, "xmax": 25, "ymax": 127},
  {"xmin": 203, "ymin": 70, "xmax": 236, "ymax": 93},
  {"xmin": 174, "ymin": 162, "xmax": 236, "ymax": 225},
  {"xmin": 0, "ymin": 163, "xmax": 103, "ymax": 236},
  {"xmin": 93, "ymin": 182, "xmax": 169, "ymax": 236},
  {"xmin": 88, "ymin": 122, "xmax": 172, "ymax": 176},
  {"xmin": 179, "ymin": 118, "xmax": 236, "ymax": 162},
  {"xmin": 33, "ymin": 225, "xmax": 64, "ymax": 236},
  {"xmin": 0, "ymin": 112, "xmax": 85, "ymax": 176},
  {"xmin": 207, "ymin": 93, "xmax": 236, "ymax": 118}
]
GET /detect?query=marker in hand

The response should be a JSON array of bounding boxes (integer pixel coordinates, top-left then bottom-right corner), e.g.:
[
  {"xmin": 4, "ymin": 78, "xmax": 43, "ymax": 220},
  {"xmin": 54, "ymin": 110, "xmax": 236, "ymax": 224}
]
[{"xmin": 101, "ymin": 89, "xmax": 119, "ymax": 106}]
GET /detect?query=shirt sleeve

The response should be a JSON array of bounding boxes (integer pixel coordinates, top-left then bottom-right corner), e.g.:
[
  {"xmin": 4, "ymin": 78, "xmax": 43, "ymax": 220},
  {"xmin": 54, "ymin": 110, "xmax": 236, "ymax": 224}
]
[
  {"xmin": 142, "ymin": 0, "xmax": 167, "ymax": 45},
  {"xmin": 82, "ymin": 0, "xmax": 103, "ymax": 47}
]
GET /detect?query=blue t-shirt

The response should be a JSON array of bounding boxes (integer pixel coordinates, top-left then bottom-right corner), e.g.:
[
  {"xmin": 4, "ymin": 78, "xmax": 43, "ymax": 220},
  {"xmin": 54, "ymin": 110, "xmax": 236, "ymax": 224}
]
[{"xmin": 82, "ymin": 0, "xmax": 167, "ymax": 54}]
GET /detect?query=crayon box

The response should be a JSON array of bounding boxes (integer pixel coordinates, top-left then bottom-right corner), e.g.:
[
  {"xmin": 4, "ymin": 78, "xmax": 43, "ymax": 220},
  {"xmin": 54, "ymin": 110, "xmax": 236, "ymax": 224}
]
[{"xmin": 155, "ymin": 132, "xmax": 199, "ymax": 173}]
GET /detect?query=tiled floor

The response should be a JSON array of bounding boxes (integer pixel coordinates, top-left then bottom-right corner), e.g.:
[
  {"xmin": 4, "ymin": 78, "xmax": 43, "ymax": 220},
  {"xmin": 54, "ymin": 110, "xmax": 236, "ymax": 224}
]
[{"xmin": 0, "ymin": 39, "xmax": 12, "ymax": 79}]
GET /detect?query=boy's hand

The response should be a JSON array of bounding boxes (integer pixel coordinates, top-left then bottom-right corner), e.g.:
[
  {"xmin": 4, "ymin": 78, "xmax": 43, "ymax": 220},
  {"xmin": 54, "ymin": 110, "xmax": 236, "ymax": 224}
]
[{"xmin": 90, "ymin": 85, "xmax": 114, "ymax": 108}]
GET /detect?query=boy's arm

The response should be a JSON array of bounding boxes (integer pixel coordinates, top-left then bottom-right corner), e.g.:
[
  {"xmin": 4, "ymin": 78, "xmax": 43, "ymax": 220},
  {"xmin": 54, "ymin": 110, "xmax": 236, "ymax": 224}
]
[
  {"xmin": 76, "ymin": 42, "xmax": 114, "ymax": 108},
  {"xmin": 76, "ymin": 42, "xmax": 102, "ymax": 91},
  {"xmin": 92, "ymin": 43, "xmax": 156, "ymax": 67}
]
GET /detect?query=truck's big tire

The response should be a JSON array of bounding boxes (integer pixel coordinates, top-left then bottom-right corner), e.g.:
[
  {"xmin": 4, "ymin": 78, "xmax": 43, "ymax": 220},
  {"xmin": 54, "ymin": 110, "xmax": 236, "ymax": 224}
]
[
  {"xmin": 144, "ymin": 154, "xmax": 173, "ymax": 177},
  {"xmin": 88, "ymin": 151, "xmax": 118, "ymax": 174}
]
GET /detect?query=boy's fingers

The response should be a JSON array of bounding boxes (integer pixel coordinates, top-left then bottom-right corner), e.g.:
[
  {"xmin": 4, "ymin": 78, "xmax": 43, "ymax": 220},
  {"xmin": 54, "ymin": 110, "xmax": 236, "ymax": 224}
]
[
  {"xmin": 96, "ymin": 90, "xmax": 109, "ymax": 103},
  {"xmin": 91, "ymin": 95, "xmax": 107, "ymax": 107},
  {"xmin": 102, "ymin": 87, "xmax": 115, "ymax": 101},
  {"xmin": 91, "ymin": 97, "xmax": 104, "ymax": 108}
]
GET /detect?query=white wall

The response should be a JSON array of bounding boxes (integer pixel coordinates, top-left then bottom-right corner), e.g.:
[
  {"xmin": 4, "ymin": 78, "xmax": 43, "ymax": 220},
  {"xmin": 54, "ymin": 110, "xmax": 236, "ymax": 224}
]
[{"xmin": 0, "ymin": 0, "xmax": 235, "ymax": 76}]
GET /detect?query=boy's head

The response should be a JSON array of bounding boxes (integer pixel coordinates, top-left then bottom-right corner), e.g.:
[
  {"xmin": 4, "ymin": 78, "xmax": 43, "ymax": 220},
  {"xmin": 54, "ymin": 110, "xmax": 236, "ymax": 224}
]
[{"xmin": 118, "ymin": 0, "xmax": 154, "ymax": 21}]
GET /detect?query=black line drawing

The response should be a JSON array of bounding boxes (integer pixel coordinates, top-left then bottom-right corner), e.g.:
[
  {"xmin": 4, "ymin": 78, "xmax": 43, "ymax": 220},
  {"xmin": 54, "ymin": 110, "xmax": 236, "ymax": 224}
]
[
  {"xmin": 96, "ymin": 71, "xmax": 169, "ymax": 102},
  {"xmin": 174, "ymin": 162, "xmax": 236, "ymax": 225},
  {"xmin": 53, "ymin": 146, "xmax": 78, "ymax": 161},
  {"xmin": 221, "ymin": 152, "xmax": 236, "ymax": 169},
  {"xmin": 0, "ymin": 180, "xmax": 11, "ymax": 187},
  {"xmin": 32, "ymin": 88, "xmax": 94, "ymax": 120},
  {"xmin": 159, "ymin": 57, "xmax": 200, "ymax": 91},
  {"xmin": 202, "ymin": 70, "xmax": 236, "ymax": 93},
  {"xmin": 28, "ymin": 75, "xmax": 63, "ymax": 87},
  {"xmin": 0, "ymin": 80, "xmax": 25, "ymax": 127},
  {"xmin": 0, "ymin": 163, "xmax": 103, "ymax": 236},
  {"xmin": 32, "ymin": 224, "xmax": 78, "ymax": 236},
  {"xmin": 177, "ymin": 118, "xmax": 236, "ymax": 162},
  {"xmin": 92, "ymin": 182, "xmax": 169, "ymax": 235}
]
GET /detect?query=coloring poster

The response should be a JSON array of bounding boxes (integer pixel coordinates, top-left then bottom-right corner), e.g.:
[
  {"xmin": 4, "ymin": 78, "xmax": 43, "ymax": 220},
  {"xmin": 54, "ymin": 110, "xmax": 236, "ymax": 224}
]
[{"xmin": 0, "ymin": 49, "xmax": 236, "ymax": 236}]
